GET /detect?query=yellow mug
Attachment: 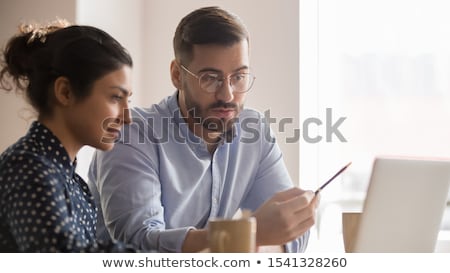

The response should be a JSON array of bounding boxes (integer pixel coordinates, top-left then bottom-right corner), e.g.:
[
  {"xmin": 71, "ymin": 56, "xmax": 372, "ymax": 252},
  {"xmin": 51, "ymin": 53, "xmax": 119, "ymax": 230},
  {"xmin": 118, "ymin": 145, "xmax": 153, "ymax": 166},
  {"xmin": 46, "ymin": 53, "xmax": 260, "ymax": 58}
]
[
  {"xmin": 208, "ymin": 217, "xmax": 257, "ymax": 253},
  {"xmin": 342, "ymin": 212, "xmax": 361, "ymax": 253}
]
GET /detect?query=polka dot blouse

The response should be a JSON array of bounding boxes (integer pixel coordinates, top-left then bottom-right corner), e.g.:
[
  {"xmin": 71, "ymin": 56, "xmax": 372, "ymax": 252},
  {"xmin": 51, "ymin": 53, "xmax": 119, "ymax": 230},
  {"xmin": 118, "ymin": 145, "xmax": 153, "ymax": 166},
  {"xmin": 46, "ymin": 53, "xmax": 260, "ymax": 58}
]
[{"xmin": 0, "ymin": 122, "xmax": 133, "ymax": 252}]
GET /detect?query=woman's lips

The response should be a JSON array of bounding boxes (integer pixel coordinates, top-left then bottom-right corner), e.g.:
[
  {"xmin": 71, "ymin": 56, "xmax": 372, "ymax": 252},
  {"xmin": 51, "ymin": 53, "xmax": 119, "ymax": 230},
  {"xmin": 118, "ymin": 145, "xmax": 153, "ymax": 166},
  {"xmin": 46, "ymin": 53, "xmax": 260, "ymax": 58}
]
[{"xmin": 106, "ymin": 128, "xmax": 121, "ymax": 139}]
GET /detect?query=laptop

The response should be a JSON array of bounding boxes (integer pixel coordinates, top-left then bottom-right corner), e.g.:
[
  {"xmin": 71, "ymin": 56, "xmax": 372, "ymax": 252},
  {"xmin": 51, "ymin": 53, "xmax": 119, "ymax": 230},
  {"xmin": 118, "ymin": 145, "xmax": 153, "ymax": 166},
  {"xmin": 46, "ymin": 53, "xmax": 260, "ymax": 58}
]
[{"xmin": 353, "ymin": 156, "xmax": 450, "ymax": 252}]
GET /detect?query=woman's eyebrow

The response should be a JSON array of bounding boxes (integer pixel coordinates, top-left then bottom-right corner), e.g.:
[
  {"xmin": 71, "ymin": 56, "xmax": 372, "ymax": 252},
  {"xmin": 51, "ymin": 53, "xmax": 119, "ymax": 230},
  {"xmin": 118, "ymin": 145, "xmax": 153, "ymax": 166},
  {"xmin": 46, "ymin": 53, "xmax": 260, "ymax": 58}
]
[{"xmin": 110, "ymin": 86, "xmax": 132, "ymax": 96}]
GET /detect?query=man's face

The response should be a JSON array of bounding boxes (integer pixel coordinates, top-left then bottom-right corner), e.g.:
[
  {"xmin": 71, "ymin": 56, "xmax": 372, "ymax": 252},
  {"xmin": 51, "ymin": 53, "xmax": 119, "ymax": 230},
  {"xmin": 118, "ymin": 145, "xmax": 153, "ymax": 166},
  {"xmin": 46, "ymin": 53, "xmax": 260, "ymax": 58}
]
[{"xmin": 178, "ymin": 40, "xmax": 250, "ymax": 134}]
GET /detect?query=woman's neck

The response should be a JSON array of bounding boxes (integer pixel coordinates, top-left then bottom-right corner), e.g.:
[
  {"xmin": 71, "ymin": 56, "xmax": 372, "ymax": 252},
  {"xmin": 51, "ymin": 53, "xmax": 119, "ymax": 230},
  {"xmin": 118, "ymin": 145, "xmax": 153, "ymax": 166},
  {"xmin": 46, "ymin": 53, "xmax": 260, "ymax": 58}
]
[{"xmin": 38, "ymin": 116, "xmax": 81, "ymax": 162}]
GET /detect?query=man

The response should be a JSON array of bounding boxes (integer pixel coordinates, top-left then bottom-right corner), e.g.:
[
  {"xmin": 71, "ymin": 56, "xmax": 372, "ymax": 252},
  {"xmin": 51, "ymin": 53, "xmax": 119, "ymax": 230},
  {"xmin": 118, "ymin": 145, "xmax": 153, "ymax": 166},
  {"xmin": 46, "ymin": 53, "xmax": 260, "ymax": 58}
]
[{"xmin": 88, "ymin": 6, "xmax": 318, "ymax": 253}]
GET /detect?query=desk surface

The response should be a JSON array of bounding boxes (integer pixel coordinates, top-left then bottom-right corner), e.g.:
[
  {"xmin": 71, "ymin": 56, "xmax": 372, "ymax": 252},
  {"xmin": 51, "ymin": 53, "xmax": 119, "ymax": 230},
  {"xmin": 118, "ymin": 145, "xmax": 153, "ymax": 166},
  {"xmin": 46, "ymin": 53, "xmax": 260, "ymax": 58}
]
[{"xmin": 307, "ymin": 228, "xmax": 450, "ymax": 253}]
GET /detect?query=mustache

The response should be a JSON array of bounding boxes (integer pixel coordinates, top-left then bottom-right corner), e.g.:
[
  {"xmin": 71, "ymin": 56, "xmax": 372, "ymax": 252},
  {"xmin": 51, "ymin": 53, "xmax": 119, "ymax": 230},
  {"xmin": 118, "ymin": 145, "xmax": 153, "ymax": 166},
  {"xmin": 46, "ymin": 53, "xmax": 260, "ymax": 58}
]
[{"xmin": 209, "ymin": 100, "xmax": 238, "ymax": 109}]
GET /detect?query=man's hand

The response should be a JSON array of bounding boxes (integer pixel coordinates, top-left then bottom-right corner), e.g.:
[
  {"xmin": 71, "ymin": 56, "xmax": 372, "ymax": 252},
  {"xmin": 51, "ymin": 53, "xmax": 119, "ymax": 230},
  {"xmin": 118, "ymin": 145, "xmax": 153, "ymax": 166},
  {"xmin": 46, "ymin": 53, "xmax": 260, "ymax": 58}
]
[{"xmin": 253, "ymin": 187, "xmax": 318, "ymax": 246}]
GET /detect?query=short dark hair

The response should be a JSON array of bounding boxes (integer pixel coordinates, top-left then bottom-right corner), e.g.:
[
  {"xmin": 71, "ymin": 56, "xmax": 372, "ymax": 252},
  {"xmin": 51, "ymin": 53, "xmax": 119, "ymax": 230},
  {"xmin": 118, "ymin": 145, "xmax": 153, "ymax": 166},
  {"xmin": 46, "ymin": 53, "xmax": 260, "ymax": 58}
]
[
  {"xmin": 173, "ymin": 6, "xmax": 249, "ymax": 65},
  {"xmin": 0, "ymin": 24, "xmax": 133, "ymax": 116}
]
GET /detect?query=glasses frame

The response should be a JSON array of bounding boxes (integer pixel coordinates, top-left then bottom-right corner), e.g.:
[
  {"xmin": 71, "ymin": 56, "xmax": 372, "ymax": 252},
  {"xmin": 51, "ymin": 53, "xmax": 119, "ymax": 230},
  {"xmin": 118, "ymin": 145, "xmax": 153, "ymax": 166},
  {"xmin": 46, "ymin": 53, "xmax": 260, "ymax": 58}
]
[{"xmin": 180, "ymin": 64, "xmax": 256, "ymax": 94}]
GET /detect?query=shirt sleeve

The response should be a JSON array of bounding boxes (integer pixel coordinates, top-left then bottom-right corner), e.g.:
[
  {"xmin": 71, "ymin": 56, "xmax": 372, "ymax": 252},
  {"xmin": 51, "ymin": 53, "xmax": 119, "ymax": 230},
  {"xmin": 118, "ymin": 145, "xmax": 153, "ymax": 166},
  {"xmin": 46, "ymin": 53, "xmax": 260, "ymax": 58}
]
[
  {"xmin": 240, "ymin": 114, "xmax": 310, "ymax": 253},
  {"xmin": 88, "ymin": 128, "xmax": 194, "ymax": 252}
]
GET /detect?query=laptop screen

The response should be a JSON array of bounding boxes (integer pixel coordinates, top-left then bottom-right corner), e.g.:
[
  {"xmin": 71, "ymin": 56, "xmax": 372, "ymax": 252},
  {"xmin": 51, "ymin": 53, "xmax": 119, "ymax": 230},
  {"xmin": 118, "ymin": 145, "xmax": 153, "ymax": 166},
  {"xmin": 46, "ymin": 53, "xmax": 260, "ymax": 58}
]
[{"xmin": 353, "ymin": 157, "xmax": 450, "ymax": 252}]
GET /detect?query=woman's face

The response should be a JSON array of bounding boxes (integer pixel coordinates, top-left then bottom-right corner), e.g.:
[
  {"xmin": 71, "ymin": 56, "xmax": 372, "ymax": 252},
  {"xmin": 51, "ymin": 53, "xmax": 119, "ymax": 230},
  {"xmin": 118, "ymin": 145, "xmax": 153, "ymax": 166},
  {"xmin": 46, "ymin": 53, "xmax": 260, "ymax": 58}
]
[{"xmin": 66, "ymin": 65, "xmax": 132, "ymax": 151}]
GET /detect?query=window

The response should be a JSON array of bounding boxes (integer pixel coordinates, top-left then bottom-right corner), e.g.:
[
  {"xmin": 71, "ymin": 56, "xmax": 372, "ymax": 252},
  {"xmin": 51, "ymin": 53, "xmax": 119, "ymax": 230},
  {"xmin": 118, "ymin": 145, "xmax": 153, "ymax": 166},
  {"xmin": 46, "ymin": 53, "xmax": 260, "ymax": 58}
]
[{"xmin": 300, "ymin": 0, "xmax": 450, "ymax": 251}]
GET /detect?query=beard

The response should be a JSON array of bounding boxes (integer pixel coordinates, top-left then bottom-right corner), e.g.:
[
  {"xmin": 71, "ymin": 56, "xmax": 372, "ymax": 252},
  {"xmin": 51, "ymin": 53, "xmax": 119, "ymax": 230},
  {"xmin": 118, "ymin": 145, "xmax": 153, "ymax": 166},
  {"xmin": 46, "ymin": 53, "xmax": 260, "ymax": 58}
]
[{"xmin": 182, "ymin": 83, "xmax": 243, "ymax": 134}]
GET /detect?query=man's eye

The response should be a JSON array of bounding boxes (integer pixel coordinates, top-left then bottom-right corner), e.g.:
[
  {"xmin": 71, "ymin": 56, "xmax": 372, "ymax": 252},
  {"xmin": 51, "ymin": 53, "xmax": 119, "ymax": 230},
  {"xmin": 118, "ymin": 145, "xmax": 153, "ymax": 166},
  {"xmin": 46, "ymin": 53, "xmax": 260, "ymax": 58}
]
[
  {"xmin": 232, "ymin": 74, "xmax": 250, "ymax": 84},
  {"xmin": 203, "ymin": 73, "xmax": 220, "ymax": 81}
]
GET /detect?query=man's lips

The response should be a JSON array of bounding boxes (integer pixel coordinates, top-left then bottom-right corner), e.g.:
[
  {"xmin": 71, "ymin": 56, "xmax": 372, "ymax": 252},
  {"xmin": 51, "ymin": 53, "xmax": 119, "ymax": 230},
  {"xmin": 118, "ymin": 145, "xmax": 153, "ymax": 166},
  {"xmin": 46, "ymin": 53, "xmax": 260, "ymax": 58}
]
[{"xmin": 210, "ymin": 108, "xmax": 236, "ymax": 118}]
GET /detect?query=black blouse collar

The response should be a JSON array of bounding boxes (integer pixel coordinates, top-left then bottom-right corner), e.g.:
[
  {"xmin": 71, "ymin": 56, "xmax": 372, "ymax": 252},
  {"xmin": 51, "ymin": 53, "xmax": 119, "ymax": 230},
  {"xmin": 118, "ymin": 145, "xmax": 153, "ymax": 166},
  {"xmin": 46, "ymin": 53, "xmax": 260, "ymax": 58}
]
[{"xmin": 27, "ymin": 121, "xmax": 77, "ymax": 178}]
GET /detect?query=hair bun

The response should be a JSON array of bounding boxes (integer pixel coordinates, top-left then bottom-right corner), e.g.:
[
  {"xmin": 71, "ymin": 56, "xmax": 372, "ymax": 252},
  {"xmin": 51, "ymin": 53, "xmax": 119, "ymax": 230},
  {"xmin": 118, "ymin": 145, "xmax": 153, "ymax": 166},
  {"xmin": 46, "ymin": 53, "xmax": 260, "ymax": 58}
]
[{"xmin": 19, "ymin": 18, "xmax": 71, "ymax": 44}]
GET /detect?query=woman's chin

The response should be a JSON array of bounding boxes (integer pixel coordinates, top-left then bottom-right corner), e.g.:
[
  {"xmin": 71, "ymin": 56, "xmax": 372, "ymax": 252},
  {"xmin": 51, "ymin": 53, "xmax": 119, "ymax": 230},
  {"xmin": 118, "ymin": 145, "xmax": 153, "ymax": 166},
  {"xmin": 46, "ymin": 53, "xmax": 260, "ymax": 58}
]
[{"xmin": 94, "ymin": 138, "xmax": 116, "ymax": 151}]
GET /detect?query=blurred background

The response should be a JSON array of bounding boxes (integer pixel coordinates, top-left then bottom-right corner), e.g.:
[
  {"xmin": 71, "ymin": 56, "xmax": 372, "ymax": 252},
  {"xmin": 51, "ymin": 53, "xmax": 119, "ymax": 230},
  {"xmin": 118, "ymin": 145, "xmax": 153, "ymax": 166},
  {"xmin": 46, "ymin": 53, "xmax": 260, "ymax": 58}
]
[
  {"xmin": 300, "ymin": 0, "xmax": 450, "ymax": 251},
  {"xmin": 1, "ymin": 0, "xmax": 450, "ymax": 252}
]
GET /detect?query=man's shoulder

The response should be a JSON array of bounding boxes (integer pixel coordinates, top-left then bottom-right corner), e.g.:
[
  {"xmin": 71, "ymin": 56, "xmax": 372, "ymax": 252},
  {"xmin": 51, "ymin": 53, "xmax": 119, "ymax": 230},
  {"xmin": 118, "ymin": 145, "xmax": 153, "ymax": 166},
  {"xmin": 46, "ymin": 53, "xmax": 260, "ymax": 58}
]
[
  {"xmin": 119, "ymin": 95, "xmax": 178, "ymax": 147},
  {"xmin": 235, "ymin": 108, "xmax": 277, "ymax": 144},
  {"xmin": 238, "ymin": 108, "xmax": 270, "ymax": 130},
  {"xmin": 131, "ymin": 96, "xmax": 173, "ymax": 120}
]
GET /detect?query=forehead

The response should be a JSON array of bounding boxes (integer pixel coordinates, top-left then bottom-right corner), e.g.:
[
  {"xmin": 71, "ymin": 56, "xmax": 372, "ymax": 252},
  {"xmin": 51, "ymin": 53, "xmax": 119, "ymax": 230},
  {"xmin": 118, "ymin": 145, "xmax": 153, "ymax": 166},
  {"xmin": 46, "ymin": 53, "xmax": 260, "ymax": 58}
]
[
  {"xmin": 94, "ymin": 66, "xmax": 132, "ymax": 85},
  {"xmin": 88, "ymin": 66, "xmax": 132, "ymax": 95},
  {"xmin": 189, "ymin": 40, "xmax": 249, "ymax": 71}
]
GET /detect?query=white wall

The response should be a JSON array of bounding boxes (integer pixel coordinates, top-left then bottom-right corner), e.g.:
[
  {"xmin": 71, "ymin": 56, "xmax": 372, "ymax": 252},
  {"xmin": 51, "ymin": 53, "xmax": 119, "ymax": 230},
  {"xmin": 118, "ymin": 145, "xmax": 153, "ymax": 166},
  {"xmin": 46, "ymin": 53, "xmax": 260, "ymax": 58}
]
[
  {"xmin": 0, "ymin": 0, "xmax": 300, "ymax": 185},
  {"xmin": 0, "ymin": 0, "xmax": 76, "ymax": 151}
]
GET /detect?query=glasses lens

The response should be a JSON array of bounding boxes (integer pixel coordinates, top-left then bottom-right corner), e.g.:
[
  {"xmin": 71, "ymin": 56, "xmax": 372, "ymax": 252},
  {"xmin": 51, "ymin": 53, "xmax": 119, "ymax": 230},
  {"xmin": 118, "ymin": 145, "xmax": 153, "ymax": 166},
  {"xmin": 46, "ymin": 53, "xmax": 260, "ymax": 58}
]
[
  {"xmin": 231, "ymin": 73, "xmax": 253, "ymax": 93},
  {"xmin": 199, "ymin": 73, "xmax": 221, "ymax": 93},
  {"xmin": 198, "ymin": 72, "xmax": 255, "ymax": 93}
]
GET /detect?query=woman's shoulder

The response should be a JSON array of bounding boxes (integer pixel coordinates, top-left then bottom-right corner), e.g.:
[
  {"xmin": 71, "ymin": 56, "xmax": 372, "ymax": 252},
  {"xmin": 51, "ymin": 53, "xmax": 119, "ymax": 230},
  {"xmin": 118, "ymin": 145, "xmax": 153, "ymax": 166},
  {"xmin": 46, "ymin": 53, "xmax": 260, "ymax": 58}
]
[{"xmin": 0, "ymin": 137, "xmax": 62, "ymax": 185}]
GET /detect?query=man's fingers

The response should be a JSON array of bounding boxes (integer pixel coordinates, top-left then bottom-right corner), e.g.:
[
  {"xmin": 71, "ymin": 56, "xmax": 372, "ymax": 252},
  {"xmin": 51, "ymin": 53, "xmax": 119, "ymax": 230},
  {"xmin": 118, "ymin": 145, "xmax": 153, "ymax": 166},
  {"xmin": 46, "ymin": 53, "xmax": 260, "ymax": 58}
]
[
  {"xmin": 272, "ymin": 187, "xmax": 306, "ymax": 202},
  {"xmin": 278, "ymin": 190, "xmax": 315, "ymax": 213}
]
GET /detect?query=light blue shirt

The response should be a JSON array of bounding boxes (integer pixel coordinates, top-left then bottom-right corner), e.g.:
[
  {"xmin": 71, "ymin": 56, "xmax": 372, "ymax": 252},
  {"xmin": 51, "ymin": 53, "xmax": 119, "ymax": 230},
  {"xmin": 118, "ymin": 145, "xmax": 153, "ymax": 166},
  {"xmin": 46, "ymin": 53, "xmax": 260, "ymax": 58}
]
[{"xmin": 88, "ymin": 92, "xmax": 309, "ymax": 252}]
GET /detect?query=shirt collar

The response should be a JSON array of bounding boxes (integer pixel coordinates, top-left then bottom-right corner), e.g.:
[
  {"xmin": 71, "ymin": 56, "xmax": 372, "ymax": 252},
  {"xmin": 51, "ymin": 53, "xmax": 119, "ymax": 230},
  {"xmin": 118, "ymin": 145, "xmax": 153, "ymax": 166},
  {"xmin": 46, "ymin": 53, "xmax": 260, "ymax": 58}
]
[{"xmin": 27, "ymin": 121, "xmax": 76, "ymax": 177}]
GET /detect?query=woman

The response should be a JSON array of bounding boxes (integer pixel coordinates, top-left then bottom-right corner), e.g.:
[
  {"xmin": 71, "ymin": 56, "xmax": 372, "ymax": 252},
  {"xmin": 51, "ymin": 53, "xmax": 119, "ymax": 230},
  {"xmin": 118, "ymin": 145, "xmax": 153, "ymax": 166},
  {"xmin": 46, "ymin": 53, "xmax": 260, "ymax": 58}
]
[{"xmin": 0, "ymin": 20, "xmax": 134, "ymax": 252}]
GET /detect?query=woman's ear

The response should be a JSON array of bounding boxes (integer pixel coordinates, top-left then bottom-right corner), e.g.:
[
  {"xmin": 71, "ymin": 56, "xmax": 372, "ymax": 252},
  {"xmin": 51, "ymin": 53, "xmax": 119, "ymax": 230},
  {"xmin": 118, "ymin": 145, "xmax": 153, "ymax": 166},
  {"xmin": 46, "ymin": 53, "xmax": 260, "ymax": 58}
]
[
  {"xmin": 53, "ymin": 76, "xmax": 73, "ymax": 106},
  {"xmin": 170, "ymin": 59, "xmax": 182, "ymax": 90}
]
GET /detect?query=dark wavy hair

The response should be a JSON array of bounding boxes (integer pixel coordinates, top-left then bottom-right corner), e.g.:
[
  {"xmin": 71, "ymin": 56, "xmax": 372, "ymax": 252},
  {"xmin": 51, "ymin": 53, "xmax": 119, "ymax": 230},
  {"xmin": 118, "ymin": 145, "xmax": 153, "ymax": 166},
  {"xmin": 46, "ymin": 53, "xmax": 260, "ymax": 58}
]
[{"xmin": 0, "ymin": 24, "xmax": 133, "ymax": 116}]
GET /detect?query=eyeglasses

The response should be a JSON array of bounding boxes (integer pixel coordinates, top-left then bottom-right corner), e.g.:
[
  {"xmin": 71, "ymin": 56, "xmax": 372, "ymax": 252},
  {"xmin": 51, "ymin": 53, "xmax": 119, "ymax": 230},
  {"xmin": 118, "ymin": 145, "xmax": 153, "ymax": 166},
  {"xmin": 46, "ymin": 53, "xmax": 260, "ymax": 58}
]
[{"xmin": 180, "ymin": 64, "xmax": 256, "ymax": 94}]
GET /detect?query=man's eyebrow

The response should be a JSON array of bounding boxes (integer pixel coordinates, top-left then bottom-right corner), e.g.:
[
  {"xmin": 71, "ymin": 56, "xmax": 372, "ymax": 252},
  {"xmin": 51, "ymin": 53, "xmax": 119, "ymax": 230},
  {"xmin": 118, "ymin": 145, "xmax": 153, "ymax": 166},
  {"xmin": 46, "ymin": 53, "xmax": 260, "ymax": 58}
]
[
  {"xmin": 198, "ymin": 65, "xmax": 249, "ymax": 74},
  {"xmin": 233, "ymin": 65, "xmax": 249, "ymax": 72}
]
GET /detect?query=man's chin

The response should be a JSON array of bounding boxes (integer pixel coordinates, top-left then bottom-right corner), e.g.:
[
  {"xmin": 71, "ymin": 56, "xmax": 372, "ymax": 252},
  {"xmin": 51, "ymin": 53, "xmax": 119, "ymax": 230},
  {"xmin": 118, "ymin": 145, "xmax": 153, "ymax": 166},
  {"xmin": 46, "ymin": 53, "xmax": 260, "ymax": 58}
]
[{"xmin": 202, "ymin": 116, "xmax": 237, "ymax": 132}]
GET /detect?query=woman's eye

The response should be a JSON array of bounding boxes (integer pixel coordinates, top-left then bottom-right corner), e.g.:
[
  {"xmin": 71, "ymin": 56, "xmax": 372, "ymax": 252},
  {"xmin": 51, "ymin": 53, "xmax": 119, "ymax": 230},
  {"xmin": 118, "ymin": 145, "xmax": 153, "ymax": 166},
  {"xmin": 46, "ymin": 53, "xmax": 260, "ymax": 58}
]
[{"xmin": 113, "ymin": 95, "xmax": 123, "ymax": 101}]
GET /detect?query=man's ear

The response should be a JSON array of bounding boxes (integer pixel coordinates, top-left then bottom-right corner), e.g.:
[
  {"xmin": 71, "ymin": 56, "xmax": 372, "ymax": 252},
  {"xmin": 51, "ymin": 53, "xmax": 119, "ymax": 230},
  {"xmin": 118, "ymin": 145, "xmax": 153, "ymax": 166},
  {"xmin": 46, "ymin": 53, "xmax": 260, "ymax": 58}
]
[
  {"xmin": 170, "ymin": 59, "xmax": 182, "ymax": 90},
  {"xmin": 53, "ymin": 76, "xmax": 74, "ymax": 106}
]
